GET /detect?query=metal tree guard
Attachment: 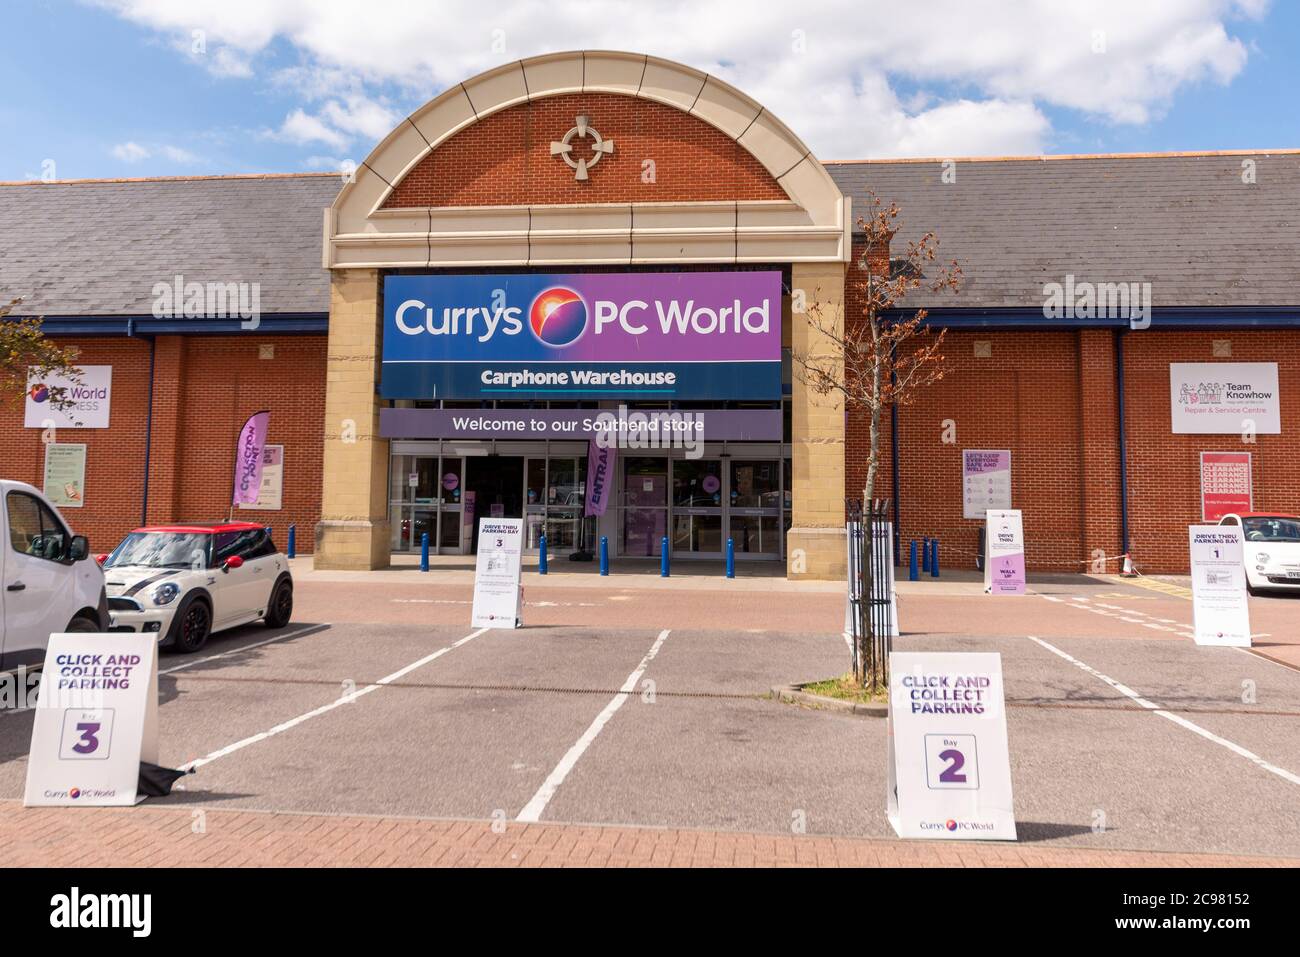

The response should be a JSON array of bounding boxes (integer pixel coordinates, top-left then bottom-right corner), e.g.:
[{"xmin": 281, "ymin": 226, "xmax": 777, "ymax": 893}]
[{"xmin": 846, "ymin": 497, "xmax": 893, "ymax": 694}]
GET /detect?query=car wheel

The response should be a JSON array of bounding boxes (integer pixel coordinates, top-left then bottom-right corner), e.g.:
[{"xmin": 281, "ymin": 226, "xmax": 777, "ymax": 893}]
[
  {"xmin": 264, "ymin": 579, "xmax": 293, "ymax": 628},
  {"xmin": 173, "ymin": 597, "xmax": 212, "ymax": 653},
  {"xmin": 66, "ymin": 615, "xmax": 99, "ymax": 633}
]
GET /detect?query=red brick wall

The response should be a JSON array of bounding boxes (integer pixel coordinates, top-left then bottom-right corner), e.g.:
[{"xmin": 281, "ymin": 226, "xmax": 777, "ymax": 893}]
[
  {"xmin": 845, "ymin": 319, "xmax": 1300, "ymax": 575},
  {"xmin": 0, "ymin": 338, "xmax": 152, "ymax": 553},
  {"xmin": 1123, "ymin": 330, "xmax": 1300, "ymax": 571},
  {"xmin": 383, "ymin": 92, "xmax": 787, "ymax": 207},
  {"xmin": 0, "ymin": 335, "xmax": 325, "ymax": 554}
]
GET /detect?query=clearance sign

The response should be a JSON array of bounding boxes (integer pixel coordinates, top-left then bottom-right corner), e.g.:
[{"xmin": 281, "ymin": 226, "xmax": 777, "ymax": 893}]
[{"xmin": 381, "ymin": 271, "xmax": 782, "ymax": 399}]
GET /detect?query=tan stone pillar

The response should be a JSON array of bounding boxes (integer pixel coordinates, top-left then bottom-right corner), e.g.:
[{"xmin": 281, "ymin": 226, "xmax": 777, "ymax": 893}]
[
  {"xmin": 314, "ymin": 269, "xmax": 391, "ymax": 569},
  {"xmin": 787, "ymin": 261, "xmax": 848, "ymax": 581}
]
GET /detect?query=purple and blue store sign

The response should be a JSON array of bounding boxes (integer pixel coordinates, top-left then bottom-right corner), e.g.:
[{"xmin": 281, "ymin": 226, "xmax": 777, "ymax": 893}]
[{"xmin": 381, "ymin": 270, "xmax": 783, "ymax": 401}]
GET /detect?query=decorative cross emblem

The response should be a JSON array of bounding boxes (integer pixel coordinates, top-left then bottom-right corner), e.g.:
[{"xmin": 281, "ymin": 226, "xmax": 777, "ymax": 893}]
[{"xmin": 550, "ymin": 114, "xmax": 614, "ymax": 181}]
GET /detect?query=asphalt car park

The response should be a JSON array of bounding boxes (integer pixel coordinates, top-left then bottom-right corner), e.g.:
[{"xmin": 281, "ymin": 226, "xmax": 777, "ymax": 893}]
[{"xmin": 0, "ymin": 574, "xmax": 1296, "ymax": 860}]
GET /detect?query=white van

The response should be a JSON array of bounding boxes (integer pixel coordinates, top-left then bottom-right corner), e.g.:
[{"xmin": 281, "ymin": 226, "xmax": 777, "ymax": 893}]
[{"xmin": 1, "ymin": 480, "xmax": 107, "ymax": 671}]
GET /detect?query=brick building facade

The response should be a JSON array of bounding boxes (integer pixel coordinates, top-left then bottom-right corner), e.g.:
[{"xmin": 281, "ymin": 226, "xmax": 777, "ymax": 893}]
[{"xmin": 2, "ymin": 52, "xmax": 1297, "ymax": 577}]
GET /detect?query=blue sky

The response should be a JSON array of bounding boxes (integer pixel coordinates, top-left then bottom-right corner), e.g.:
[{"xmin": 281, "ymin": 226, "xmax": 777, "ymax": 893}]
[{"xmin": 0, "ymin": 0, "xmax": 1294, "ymax": 181}]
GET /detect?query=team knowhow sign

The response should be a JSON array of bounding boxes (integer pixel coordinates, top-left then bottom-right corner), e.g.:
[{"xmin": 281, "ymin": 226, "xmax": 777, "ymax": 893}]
[
  {"xmin": 25, "ymin": 365, "xmax": 113, "ymax": 429},
  {"xmin": 471, "ymin": 518, "xmax": 524, "ymax": 629},
  {"xmin": 24, "ymin": 633, "xmax": 159, "ymax": 807},
  {"xmin": 1170, "ymin": 363, "xmax": 1280, "ymax": 434},
  {"xmin": 381, "ymin": 271, "xmax": 782, "ymax": 400},
  {"xmin": 888, "ymin": 652, "xmax": 1017, "ymax": 840},
  {"xmin": 1188, "ymin": 525, "xmax": 1252, "ymax": 647}
]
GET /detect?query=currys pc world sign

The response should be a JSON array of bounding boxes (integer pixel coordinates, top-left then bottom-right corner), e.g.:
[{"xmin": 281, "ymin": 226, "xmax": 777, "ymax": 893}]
[{"xmin": 381, "ymin": 271, "xmax": 783, "ymax": 399}]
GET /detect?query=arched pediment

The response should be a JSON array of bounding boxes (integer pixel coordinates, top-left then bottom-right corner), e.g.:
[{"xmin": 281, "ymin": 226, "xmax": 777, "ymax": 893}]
[{"xmin": 325, "ymin": 51, "xmax": 849, "ymax": 268}]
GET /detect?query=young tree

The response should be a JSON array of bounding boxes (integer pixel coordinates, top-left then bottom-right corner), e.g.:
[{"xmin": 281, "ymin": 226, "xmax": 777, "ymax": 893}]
[
  {"xmin": 793, "ymin": 194, "xmax": 960, "ymax": 686},
  {"xmin": 1, "ymin": 297, "xmax": 82, "ymax": 410}
]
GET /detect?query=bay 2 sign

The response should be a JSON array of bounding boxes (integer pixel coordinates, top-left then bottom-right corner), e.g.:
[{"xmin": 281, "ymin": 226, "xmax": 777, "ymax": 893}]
[{"xmin": 382, "ymin": 271, "xmax": 782, "ymax": 400}]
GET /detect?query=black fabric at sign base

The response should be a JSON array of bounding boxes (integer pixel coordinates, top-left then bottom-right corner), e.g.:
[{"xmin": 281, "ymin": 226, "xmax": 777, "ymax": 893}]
[{"xmin": 138, "ymin": 762, "xmax": 194, "ymax": 797}]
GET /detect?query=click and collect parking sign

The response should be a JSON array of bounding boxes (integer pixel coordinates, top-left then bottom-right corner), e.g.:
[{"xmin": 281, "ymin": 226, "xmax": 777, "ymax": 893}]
[
  {"xmin": 887, "ymin": 651, "xmax": 1017, "ymax": 840},
  {"xmin": 381, "ymin": 271, "xmax": 783, "ymax": 400},
  {"xmin": 24, "ymin": 633, "xmax": 159, "ymax": 807}
]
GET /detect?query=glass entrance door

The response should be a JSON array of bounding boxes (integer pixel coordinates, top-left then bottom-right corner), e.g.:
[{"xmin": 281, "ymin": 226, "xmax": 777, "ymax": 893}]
[
  {"xmin": 672, "ymin": 458, "xmax": 724, "ymax": 557},
  {"xmin": 621, "ymin": 457, "xmax": 668, "ymax": 557},
  {"xmin": 389, "ymin": 454, "xmax": 465, "ymax": 554},
  {"xmin": 525, "ymin": 455, "xmax": 588, "ymax": 551},
  {"xmin": 728, "ymin": 459, "xmax": 782, "ymax": 556}
]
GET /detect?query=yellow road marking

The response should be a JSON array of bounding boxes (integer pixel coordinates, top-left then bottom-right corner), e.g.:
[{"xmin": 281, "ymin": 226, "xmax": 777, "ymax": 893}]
[{"xmin": 1123, "ymin": 577, "xmax": 1193, "ymax": 600}]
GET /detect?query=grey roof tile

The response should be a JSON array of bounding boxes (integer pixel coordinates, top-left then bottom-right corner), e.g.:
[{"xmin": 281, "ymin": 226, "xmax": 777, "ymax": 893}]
[
  {"xmin": 0, "ymin": 174, "xmax": 342, "ymax": 316},
  {"xmin": 824, "ymin": 152, "xmax": 1300, "ymax": 309}
]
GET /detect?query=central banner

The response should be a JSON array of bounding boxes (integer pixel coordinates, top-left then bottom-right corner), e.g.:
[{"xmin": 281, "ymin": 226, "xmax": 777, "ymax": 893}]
[{"xmin": 382, "ymin": 271, "xmax": 783, "ymax": 400}]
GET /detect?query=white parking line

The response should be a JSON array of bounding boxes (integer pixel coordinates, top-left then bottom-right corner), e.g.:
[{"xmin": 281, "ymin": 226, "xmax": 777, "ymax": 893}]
[
  {"xmin": 516, "ymin": 628, "xmax": 671, "ymax": 823},
  {"xmin": 1028, "ymin": 635, "xmax": 1300, "ymax": 788},
  {"xmin": 182, "ymin": 627, "xmax": 489, "ymax": 771}
]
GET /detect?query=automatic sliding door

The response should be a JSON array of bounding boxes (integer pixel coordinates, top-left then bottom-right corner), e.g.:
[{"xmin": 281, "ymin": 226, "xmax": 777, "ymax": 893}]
[
  {"xmin": 672, "ymin": 459, "xmax": 723, "ymax": 556},
  {"xmin": 728, "ymin": 459, "xmax": 781, "ymax": 556}
]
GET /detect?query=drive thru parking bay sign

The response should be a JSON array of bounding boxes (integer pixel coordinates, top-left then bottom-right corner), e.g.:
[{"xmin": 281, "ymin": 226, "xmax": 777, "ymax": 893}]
[
  {"xmin": 24, "ymin": 633, "xmax": 159, "ymax": 807},
  {"xmin": 471, "ymin": 518, "xmax": 524, "ymax": 629},
  {"xmin": 887, "ymin": 652, "xmax": 1017, "ymax": 840}
]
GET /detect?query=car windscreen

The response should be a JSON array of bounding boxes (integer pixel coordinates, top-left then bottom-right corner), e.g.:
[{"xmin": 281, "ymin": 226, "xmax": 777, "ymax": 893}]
[
  {"xmin": 106, "ymin": 531, "xmax": 211, "ymax": 569},
  {"xmin": 1242, "ymin": 518, "xmax": 1300, "ymax": 543}
]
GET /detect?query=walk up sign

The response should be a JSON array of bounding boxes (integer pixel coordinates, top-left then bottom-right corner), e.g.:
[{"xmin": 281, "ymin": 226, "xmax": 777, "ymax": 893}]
[
  {"xmin": 24, "ymin": 633, "xmax": 158, "ymax": 807},
  {"xmin": 983, "ymin": 509, "xmax": 1026, "ymax": 595},
  {"xmin": 887, "ymin": 652, "xmax": 1016, "ymax": 840},
  {"xmin": 1188, "ymin": 525, "xmax": 1251, "ymax": 647},
  {"xmin": 471, "ymin": 517, "xmax": 524, "ymax": 629}
]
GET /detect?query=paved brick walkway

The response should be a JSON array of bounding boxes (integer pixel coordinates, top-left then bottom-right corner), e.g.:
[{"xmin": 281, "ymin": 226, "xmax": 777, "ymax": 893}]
[{"xmin": 2, "ymin": 802, "xmax": 1294, "ymax": 867}]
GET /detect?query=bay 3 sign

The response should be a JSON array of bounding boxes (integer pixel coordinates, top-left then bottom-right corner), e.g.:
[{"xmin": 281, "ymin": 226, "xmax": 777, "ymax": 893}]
[{"xmin": 382, "ymin": 271, "xmax": 782, "ymax": 400}]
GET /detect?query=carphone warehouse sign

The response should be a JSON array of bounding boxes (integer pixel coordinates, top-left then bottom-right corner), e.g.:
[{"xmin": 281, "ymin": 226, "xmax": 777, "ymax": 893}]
[{"xmin": 382, "ymin": 271, "xmax": 782, "ymax": 399}]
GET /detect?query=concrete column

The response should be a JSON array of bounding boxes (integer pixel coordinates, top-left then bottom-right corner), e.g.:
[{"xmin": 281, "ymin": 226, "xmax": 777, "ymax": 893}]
[
  {"xmin": 314, "ymin": 269, "xmax": 391, "ymax": 569},
  {"xmin": 787, "ymin": 261, "xmax": 848, "ymax": 580}
]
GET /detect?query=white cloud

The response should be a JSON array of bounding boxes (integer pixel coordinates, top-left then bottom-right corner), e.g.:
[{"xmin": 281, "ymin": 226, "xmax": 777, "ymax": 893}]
[
  {"xmin": 111, "ymin": 141, "xmax": 150, "ymax": 162},
  {"xmin": 274, "ymin": 108, "xmax": 351, "ymax": 149},
  {"xmin": 92, "ymin": 0, "xmax": 1267, "ymax": 158},
  {"xmin": 160, "ymin": 145, "xmax": 201, "ymax": 163}
]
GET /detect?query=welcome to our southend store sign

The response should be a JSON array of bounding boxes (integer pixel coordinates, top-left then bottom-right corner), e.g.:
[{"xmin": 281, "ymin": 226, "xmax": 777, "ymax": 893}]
[{"xmin": 381, "ymin": 271, "xmax": 782, "ymax": 400}]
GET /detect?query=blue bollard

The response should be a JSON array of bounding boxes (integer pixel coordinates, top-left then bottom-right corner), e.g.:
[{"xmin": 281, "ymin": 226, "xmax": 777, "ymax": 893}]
[
  {"xmin": 287, "ymin": 524, "xmax": 296, "ymax": 559},
  {"xmin": 539, "ymin": 534, "xmax": 548, "ymax": 574},
  {"xmin": 922, "ymin": 537, "xmax": 931, "ymax": 573},
  {"xmin": 909, "ymin": 539, "xmax": 919, "ymax": 581},
  {"xmin": 931, "ymin": 539, "xmax": 940, "ymax": 578},
  {"xmin": 600, "ymin": 536, "xmax": 609, "ymax": 575},
  {"xmin": 420, "ymin": 532, "xmax": 429, "ymax": 572},
  {"xmin": 726, "ymin": 537, "xmax": 735, "ymax": 578},
  {"xmin": 660, "ymin": 537, "xmax": 670, "ymax": 577}
]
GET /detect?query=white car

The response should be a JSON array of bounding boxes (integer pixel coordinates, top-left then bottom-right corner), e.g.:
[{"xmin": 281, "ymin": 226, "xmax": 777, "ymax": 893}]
[
  {"xmin": 1, "ymin": 480, "xmax": 108, "ymax": 672},
  {"xmin": 101, "ymin": 522, "xmax": 293, "ymax": 652},
  {"xmin": 1217, "ymin": 512, "xmax": 1300, "ymax": 594}
]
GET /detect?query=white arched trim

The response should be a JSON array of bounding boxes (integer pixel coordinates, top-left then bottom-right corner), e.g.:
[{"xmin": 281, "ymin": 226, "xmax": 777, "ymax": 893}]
[{"xmin": 325, "ymin": 51, "xmax": 849, "ymax": 268}]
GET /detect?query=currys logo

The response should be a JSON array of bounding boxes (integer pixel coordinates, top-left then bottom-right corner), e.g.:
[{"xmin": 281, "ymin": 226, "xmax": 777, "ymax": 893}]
[
  {"xmin": 29, "ymin": 383, "xmax": 50, "ymax": 403},
  {"xmin": 946, "ymin": 819, "xmax": 957, "ymax": 832},
  {"xmin": 529, "ymin": 287, "xmax": 587, "ymax": 347},
  {"xmin": 69, "ymin": 787, "xmax": 81, "ymax": 800}
]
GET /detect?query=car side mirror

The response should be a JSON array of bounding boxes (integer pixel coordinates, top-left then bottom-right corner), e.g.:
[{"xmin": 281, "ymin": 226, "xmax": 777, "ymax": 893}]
[
  {"xmin": 95, "ymin": 553, "xmax": 109, "ymax": 566},
  {"xmin": 222, "ymin": 555, "xmax": 245, "ymax": 572},
  {"xmin": 69, "ymin": 535, "xmax": 89, "ymax": 562}
]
